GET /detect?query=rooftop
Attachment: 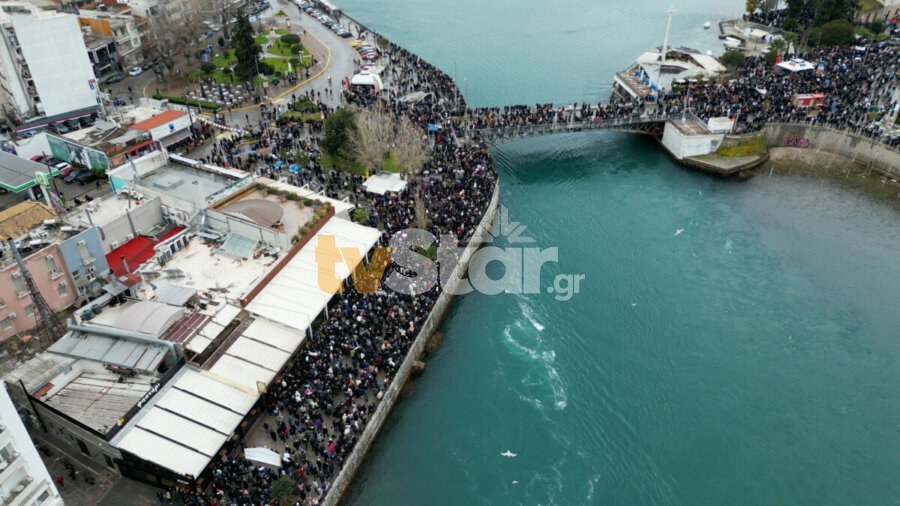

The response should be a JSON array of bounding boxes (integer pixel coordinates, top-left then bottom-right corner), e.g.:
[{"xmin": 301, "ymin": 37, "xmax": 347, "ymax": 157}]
[
  {"xmin": 0, "ymin": 151, "xmax": 56, "ymax": 192},
  {"xmin": 32, "ymin": 358, "xmax": 157, "ymax": 433},
  {"xmin": 0, "ymin": 201, "xmax": 55, "ymax": 240},
  {"xmin": 140, "ymin": 164, "xmax": 236, "ymax": 206},
  {"xmin": 129, "ymin": 110, "xmax": 187, "ymax": 132},
  {"xmin": 105, "ymin": 225, "xmax": 183, "ymax": 277}
]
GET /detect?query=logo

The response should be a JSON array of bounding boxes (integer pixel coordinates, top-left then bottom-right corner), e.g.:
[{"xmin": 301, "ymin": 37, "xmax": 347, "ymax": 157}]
[{"xmin": 316, "ymin": 206, "xmax": 584, "ymax": 301}]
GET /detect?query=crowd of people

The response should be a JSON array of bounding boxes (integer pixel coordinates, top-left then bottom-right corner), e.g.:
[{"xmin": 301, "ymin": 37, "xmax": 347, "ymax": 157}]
[
  {"xmin": 158, "ymin": 7, "xmax": 900, "ymax": 506},
  {"xmin": 167, "ymin": 20, "xmax": 497, "ymax": 506}
]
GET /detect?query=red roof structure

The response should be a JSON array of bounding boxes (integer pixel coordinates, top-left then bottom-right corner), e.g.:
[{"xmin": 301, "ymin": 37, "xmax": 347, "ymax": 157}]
[
  {"xmin": 106, "ymin": 227, "xmax": 184, "ymax": 277},
  {"xmin": 129, "ymin": 110, "xmax": 188, "ymax": 132}
]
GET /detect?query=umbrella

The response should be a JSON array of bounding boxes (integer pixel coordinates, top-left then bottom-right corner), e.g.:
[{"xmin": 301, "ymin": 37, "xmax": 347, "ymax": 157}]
[
  {"xmin": 289, "ymin": 164, "xmax": 300, "ymax": 174},
  {"xmin": 274, "ymin": 160, "xmax": 285, "ymax": 168}
]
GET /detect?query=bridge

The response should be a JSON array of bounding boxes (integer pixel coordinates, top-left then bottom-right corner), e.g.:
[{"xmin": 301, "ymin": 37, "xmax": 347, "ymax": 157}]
[{"xmin": 465, "ymin": 112, "xmax": 686, "ymax": 147}]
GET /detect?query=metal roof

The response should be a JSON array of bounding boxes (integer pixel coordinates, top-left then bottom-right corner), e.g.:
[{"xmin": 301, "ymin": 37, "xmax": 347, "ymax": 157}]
[
  {"xmin": 112, "ymin": 366, "xmax": 257, "ymax": 477},
  {"xmin": 113, "ymin": 300, "xmax": 184, "ymax": 337},
  {"xmin": 151, "ymin": 282, "xmax": 196, "ymax": 307},
  {"xmin": 0, "ymin": 201, "xmax": 55, "ymax": 238},
  {"xmin": 42, "ymin": 367, "xmax": 156, "ymax": 432},
  {"xmin": 0, "ymin": 152, "xmax": 56, "ymax": 192},
  {"xmin": 48, "ymin": 331, "xmax": 169, "ymax": 372},
  {"xmin": 3, "ymin": 354, "xmax": 77, "ymax": 393}
]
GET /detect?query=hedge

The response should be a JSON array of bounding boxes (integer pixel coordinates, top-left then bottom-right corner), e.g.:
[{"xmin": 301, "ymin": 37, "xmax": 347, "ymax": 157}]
[{"xmin": 154, "ymin": 94, "xmax": 221, "ymax": 111}]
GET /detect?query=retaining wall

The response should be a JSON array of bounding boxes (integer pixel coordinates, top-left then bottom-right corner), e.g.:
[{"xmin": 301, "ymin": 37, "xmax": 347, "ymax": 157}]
[
  {"xmin": 322, "ymin": 182, "xmax": 501, "ymax": 506},
  {"xmin": 764, "ymin": 123, "xmax": 900, "ymax": 178}
]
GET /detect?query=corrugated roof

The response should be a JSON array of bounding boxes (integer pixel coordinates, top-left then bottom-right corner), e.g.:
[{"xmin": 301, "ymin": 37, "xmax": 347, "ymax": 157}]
[
  {"xmin": 0, "ymin": 201, "xmax": 55, "ymax": 239},
  {"xmin": 129, "ymin": 109, "xmax": 187, "ymax": 131},
  {"xmin": 48, "ymin": 332, "xmax": 169, "ymax": 372},
  {"xmin": 113, "ymin": 300, "xmax": 184, "ymax": 337},
  {"xmin": 151, "ymin": 282, "xmax": 196, "ymax": 307}
]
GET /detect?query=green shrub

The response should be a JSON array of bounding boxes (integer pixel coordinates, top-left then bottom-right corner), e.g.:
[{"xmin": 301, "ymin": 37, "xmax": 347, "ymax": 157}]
[
  {"xmin": 153, "ymin": 94, "xmax": 221, "ymax": 111},
  {"xmin": 280, "ymin": 34, "xmax": 300, "ymax": 45},
  {"xmin": 719, "ymin": 50, "xmax": 745, "ymax": 68},
  {"xmin": 351, "ymin": 208, "xmax": 368, "ymax": 222},
  {"xmin": 290, "ymin": 44, "xmax": 302, "ymax": 55},
  {"xmin": 200, "ymin": 62, "xmax": 217, "ymax": 74}
]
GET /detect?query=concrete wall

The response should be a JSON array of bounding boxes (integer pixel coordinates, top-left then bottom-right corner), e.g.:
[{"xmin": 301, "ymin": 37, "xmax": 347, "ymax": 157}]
[
  {"xmin": 0, "ymin": 244, "xmax": 75, "ymax": 342},
  {"xmin": 323, "ymin": 182, "xmax": 501, "ymax": 506},
  {"xmin": 97, "ymin": 196, "xmax": 164, "ymax": 252},
  {"xmin": 205, "ymin": 208, "xmax": 288, "ymax": 250},
  {"xmin": 661, "ymin": 123, "xmax": 725, "ymax": 160},
  {"xmin": 764, "ymin": 123, "xmax": 900, "ymax": 179}
]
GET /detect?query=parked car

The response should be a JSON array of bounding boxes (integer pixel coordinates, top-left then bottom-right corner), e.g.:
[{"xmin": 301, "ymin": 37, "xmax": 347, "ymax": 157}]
[
  {"xmin": 75, "ymin": 170, "xmax": 98, "ymax": 185},
  {"xmin": 54, "ymin": 162, "xmax": 74, "ymax": 178},
  {"xmin": 141, "ymin": 59, "xmax": 156, "ymax": 70},
  {"xmin": 128, "ymin": 66, "xmax": 143, "ymax": 77},
  {"xmin": 64, "ymin": 169, "xmax": 90, "ymax": 184},
  {"xmin": 30, "ymin": 154, "xmax": 48, "ymax": 163},
  {"xmin": 103, "ymin": 72, "xmax": 124, "ymax": 84}
]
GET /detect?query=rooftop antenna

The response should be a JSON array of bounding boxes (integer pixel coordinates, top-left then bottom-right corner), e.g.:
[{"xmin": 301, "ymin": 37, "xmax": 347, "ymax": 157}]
[{"xmin": 662, "ymin": 5, "xmax": 676, "ymax": 64}]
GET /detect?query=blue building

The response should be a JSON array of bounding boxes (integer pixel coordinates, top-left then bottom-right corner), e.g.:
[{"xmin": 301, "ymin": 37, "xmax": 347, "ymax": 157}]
[{"xmin": 57, "ymin": 227, "xmax": 109, "ymax": 299}]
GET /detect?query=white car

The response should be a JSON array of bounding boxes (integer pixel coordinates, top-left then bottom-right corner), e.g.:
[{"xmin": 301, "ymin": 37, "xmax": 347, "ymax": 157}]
[{"xmin": 128, "ymin": 66, "xmax": 142, "ymax": 76}]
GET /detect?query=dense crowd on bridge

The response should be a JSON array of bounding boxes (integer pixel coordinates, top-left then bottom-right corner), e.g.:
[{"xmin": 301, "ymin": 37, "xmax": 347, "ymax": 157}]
[{"xmin": 446, "ymin": 35, "xmax": 900, "ymax": 148}]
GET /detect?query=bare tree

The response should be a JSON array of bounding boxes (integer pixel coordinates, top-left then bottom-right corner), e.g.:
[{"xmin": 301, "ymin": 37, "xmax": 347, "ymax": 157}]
[
  {"xmin": 392, "ymin": 116, "xmax": 430, "ymax": 176},
  {"xmin": 147, "ymin": 11, "xmax": 201, "ymax": 76},
  {"xmin": 348, "ymin": 109, "xmax": 392, "ymax": 175}
]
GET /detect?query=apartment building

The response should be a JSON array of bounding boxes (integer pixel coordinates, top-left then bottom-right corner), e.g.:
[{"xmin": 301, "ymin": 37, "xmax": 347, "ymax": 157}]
[
  {"xmin": 78, "ymin": 1, "xmax": 143, "ymax": 68},
  {"xmin": 0, "ymin": 3, "xmax": 99, "ymax": 130}
]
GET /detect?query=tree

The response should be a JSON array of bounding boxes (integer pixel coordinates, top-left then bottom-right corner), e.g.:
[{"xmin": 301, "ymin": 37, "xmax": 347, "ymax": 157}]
[
  {"xmin": 217, "ymin": 36, "xmax": 226, "ymax": 48},
  {"xmin": 349, "ymin": 109, "xmax": 392, "ymax": 174},
  {"xmin": 745, "ymin": 0, "xmax": 759, "ymax": 14},
  {"xmin": 321, "ymin": 108, "xmax": 356, "ymax": 157},
  {"xmin": 271, "ymin": 476, "xmax": 294, "ymax": 506},
  {"xmin": 231, "ymin": 12, "xmax": 260, "ymax": 80},
  {"xmin": 147, "ymin": 12, "xmax": 199, "ymax": 76},
  {"xmin": 814, "ymin": 19, "xmax": 854, "ymax": 46},
  {"xmin": 719, "ymin": 50, "xmax": 746, "ymax": 68},
  {"xmin": 765, "ymin": 37, "xmax": 787, "ymax": 64},
  {"xmin": 392, "ymin": 116, "xmax": 429, "ymax": 176},
  {"xmin": 813, "ymin": 0, "xmax": 857, "ymax": 27},
  {"xmin": 280, "ymin": 34, "xmax": 300, "ymax": 45}
]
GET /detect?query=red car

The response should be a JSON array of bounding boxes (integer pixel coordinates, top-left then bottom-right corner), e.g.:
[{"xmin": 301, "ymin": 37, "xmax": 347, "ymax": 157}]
[{"xmin": 54, "ymin": 162, "xmax": 74, "ymax": 177}]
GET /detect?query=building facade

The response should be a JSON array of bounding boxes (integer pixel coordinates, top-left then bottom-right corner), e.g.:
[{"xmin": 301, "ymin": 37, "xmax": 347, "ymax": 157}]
[
  {"xmin": 0, "ymin": 383, "xmax": 62, "ymax": 506},
  {"xmin": 0, "ymin": 3, "xmax": 99, "ymax": 126},
  {"xmin": 0, "ymin": 243, "xmax": 76, "ymax": 342},
  {"xmin": 57, "ymin": 227, "xmax": 109, "ymax": 299},
  {"xmin": 78, "ymin": 4, "xmax": 143, "ymax": 68}
]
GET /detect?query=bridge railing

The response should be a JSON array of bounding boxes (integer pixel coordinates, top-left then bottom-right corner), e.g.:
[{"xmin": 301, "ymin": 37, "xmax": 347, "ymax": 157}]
[{"xmin": 468, "ymin": 112, "xmax": 683, "ymax": 141}]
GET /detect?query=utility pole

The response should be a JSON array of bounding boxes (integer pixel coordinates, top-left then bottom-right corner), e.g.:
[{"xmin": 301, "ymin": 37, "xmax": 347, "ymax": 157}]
[{"xmin": 662, "ymin": 5, "xmax": 676, "ymax": 65}]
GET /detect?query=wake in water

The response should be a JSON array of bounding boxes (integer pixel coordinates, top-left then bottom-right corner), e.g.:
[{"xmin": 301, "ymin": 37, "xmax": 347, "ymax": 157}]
[{"xmin": 502, "ymin": 300, "xmax": 567, "ymax": 410}]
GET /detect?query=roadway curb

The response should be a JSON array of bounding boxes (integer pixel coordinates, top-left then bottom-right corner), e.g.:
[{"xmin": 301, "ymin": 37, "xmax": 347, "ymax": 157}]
[{"xmin": 144, "ymin": 23, "xmax": 334, "ymax": 114}]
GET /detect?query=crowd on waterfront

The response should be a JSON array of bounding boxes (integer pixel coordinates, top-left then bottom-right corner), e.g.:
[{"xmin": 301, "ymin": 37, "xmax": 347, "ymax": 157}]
[{"xmin": 171, "ymin": 21, "xmax": 496, "ymax": 506}]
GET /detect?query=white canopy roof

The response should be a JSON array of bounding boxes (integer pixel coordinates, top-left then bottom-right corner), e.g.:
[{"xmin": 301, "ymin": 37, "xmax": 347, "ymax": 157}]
[
  {"xmin": 112, "ymin": 367, "xmax": 258, "ymax": 477},
  {"xmin": 363, "ymin": 171, "xmax": 408, "ymax": 195},
  {"xmin": 244, "ymin": 447, "xmax": 282, "ymax": 467},
  {"xmin": 245, "ymin": 219, "xmax": 381, "ymax": 333},
  {"xmin": 114, "ymin": 300, "xmax": 184, "ymax": 337},
  {"xmin": 776, "ymin": 58, "xmax": 815, "ymax": 72}
]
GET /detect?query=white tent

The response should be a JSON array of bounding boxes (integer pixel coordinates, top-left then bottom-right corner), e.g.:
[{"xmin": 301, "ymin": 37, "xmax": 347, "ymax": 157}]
[
  {"xmin": 244, "ymin": 447, "xmax": 282, "ymax": 467},
  {"xmin": 363, "ymin": 171, "xmax": 407, "ymax": 195},
  {"xmin": 776, "ymin": 58, "xmax": 815, "ymax": 72}
]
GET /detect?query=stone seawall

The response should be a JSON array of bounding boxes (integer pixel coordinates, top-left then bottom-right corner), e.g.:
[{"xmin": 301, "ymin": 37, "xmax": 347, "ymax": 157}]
[
  {"xmin": 764, "ymin": 123, "xmax": 900, "ymax": 179},
  {"xmin": 322, "ymin": 182, "xmax": 501, "ymax": 506}
]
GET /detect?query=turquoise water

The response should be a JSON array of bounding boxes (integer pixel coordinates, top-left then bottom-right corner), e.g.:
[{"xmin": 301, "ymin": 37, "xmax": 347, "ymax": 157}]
[{"xmin": 337, "ymin": 1, "xmax": 900, "ymax": 504}]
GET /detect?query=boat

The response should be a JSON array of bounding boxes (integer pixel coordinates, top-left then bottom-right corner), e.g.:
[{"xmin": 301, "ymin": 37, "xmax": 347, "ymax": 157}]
[
  {"xmin": 723, "ymin": 36, "xmax": 741, "ymax": 49},
  {"xmin": 704, "ymin": 21, "xmax": 711, "ymax": 29}
]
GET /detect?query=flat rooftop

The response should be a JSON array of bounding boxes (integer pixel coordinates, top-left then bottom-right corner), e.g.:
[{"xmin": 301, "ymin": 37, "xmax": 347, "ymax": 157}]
[
  {"xmin": 67, "ymin": 193, "xmax": 158, "ymax": 230},
  {"xmin": 215, "ymin": 189, "xmax": 314, "ymax": 237},
  {"xmin": 139, "ymin": 164, "xmax": 234, "ymax": 204},
  {"xmin": 37, "ymin": 359, "xmax": 157, "ymax": 433},
  {"xmin": 669, "ymin": 118, "xmax": 711, "ymax": 136},
  {"xmin": 138, "ymin": 235, "xmax": 278, "ymax": 299}
]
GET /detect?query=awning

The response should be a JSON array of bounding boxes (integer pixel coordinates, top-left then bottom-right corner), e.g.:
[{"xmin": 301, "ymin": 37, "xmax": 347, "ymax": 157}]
[
  {"xmin": 158, "ymin": 129, "xmax": 193, "ymax": 147},
  {"xmin": 244, "ymin": 447, "xmax": 282, "ymax": 467},
  {"xmin": 363, "ymin": 171, "xmax": 407, "ymax": 195}
]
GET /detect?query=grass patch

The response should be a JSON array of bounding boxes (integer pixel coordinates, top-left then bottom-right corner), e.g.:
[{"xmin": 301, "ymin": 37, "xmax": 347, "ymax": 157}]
[
  {"xmin": 281, "ymin": 112, "xmax": 323, "ymax": 122},
  {"xmin": 211, "ymin": 49, "xmax": 237, "ymax": 67},
  {"xmin": 383, "ymin": 151, "xmax": 403, "ymax": 173},
  {"xmin": 274, "ymin": 28, "xmax": 288, "ymax": 35},
  {"xmin": 274, "ymin": 10, "xmax": 288, "ymax": 17},
  {"xmin": 321, "ymin": 153, "xmax": 365, "ymax": 174},
  {"xmin": 153, "ymin": 94, "xmax": 221, "ymax": 111},
  {"xmin": 859, "ymin": 0, "xmax": 882, "ymax": 11},
  {"xmin": 255, "ymin": 35, "xmax": 269, "ymax": 45}
]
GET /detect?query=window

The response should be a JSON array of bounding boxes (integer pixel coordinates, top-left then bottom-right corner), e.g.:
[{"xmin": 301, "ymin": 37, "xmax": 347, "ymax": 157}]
[
  {"xmin": 46, "ymin": 255, "xmax": 58, "ymax": 275},
  {"xmin": 0, "ymin": 318, "xmax": 10, "ymax": 330},
  {"xmin": 57, "ymin": 282, "xmax": 67, "ymax": 297},
  {"xmin": 78, "ymin": 241, "xmax": 93, "ymax": 264},
  {"xmin": 24, "ymin": 304, "xmax": 34, "ymax": 316},
  {"xmin": 11, "ymin": 272, "xmax": 26, "ymax": 296},
  {"xmin": 72, "ymin": 270, "xmax": 81, "ymax": 281}
]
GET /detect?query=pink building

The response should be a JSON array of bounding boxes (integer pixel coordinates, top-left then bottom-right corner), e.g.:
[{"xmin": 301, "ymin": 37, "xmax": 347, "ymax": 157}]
[{"xmin": 0, "ymin": 202, "xmax": 76, "ymax": 341}]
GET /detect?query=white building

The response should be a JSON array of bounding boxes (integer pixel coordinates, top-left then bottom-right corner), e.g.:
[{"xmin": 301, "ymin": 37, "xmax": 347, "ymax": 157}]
[
  {"xmin": 0, "ymin": 383, "xmax": 62, "ymax": 506},
  {"xmin": 0, "ymin": 3, "xmax": 100, "ymax": 130}
]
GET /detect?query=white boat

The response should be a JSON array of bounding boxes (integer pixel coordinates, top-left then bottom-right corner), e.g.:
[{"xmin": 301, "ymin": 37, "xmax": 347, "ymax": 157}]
[
  {"xmin": 723, "ymin": 36, "xmax": 741, "ymax": 49},
  {"xmin": 704, "ymin": 21, "xmax": 711, "ymax": 29}
]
